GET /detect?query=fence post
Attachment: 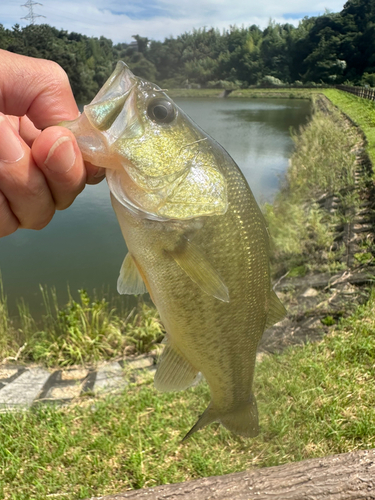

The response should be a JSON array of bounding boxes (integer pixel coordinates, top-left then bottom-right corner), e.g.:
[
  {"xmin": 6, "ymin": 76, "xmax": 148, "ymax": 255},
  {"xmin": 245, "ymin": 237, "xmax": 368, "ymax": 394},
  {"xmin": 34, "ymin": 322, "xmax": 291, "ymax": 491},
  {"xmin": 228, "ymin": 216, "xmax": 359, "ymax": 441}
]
[{"xmin": 337, "ymin": 84, "xmax": 375, "ymax": 102}]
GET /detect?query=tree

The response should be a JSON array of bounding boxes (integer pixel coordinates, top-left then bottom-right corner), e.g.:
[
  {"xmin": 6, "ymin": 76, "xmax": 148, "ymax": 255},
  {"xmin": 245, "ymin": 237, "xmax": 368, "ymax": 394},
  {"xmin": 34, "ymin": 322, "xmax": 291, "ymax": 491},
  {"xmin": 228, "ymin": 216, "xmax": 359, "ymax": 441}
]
[{"xmin": 1, "ymin": 1, "xmax": 373, "ymax": 95}]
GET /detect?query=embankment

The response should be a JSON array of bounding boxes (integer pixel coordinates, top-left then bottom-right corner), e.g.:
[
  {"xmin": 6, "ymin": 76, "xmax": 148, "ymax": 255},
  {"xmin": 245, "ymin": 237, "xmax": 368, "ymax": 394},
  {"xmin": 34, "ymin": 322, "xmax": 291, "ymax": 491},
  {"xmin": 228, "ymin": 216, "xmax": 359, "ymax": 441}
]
[{"xmin": 262, "ymin": 92, "xmax": 375, "ymax": 354}]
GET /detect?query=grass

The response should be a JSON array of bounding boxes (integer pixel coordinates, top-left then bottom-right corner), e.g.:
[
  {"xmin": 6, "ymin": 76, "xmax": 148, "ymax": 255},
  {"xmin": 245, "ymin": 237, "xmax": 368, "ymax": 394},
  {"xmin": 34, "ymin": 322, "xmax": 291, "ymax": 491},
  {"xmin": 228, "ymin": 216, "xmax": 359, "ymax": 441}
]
[
  {"xmin": 264, "ymin": 95, "xmax": 365, "ymax": 276},
  {"xmin": 323, "ymin": 89, "xmax": 375, "ymax": 168},
  {"xmin": 230, "ymin": 88, "xmax": 322, "ymax": 99},
  {"xmin": 0, "ymin": 284, "xmax": 164, "ymax": 367},
  {"xmin": 1, "ymin": 287, "xmax": 375, "ymax": 499},
  {"xmin": 168, "ymin": 87, "xmax": 322, "ymax": 99},
  {"xmin": 168, "ymin": 88, "xmax": 228, "ymax": 98}
]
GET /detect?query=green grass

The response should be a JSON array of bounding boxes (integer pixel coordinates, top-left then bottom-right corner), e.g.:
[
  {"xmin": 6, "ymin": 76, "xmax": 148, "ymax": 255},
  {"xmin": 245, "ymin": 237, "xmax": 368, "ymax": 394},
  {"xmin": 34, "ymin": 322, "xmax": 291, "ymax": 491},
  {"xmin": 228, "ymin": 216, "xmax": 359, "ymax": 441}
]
[
  {"xmin": 230, "ymin": 88, "xmax": 322, "ymax": 99},
  {"xmin": 0, "ymin": 284, "xmax": 164, "ymax": 367},
  {"xmin": 168, "ymin": 87, "xmax": 321, "ymax": 99},
  {"xmin": 323, "ymin": 89, "xmax": 375, "ymax": 169},
  {"xmin": 168, "ymin": 88, "xmax": 228, "ymax": 98},
  {"xmin": 2, "ymin": 288, "xmax": 375, "ymax": 499}
]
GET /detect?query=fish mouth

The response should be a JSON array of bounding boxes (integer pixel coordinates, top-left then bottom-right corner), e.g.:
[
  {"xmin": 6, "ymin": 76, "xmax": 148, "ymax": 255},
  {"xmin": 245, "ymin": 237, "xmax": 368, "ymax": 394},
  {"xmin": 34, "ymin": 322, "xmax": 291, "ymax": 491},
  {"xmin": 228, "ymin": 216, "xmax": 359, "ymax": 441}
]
[
  {"xmin": 85, "ymin": 61, "xmax": 137, "ymax": 132},
  {"xmin": 63, "ymin": 62, "xmax": 175, "ymax": 221},
  {"xmin": 61, "ymin": 61, "xmax": 138, "ymax": 168}
]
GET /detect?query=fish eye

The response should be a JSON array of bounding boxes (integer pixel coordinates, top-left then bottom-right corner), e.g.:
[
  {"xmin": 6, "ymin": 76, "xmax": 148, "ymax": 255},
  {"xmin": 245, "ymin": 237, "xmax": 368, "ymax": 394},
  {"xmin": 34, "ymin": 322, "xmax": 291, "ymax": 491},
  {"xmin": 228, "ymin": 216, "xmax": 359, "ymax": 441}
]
[{"xmin": 147, "ymin": 99, "xmax": 176, "ymax": 124}]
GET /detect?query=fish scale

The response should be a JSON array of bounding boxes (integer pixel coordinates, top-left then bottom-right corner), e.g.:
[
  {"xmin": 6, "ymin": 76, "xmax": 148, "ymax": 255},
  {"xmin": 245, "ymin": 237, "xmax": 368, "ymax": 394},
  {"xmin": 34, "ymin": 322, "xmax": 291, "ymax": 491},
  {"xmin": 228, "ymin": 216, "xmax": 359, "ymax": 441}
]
[{"xmin": 64, "ymin": 61, "xmax": 286, "ymax": 439}]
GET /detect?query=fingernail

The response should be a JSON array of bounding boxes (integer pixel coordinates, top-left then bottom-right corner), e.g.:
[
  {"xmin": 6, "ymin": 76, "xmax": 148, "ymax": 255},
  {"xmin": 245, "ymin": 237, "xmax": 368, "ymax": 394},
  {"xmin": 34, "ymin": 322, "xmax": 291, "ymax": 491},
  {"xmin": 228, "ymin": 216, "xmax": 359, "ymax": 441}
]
[
  {"xmin": 0, "ymin": 115, "xmax": 24, "ymax": 163},
  {"xmin": 94, "ymin": 167, "xmax": 105, "ymax": 178},
  {"xmin": 45, "ymin": 136, "xmax": 76, "ymax": 173}
]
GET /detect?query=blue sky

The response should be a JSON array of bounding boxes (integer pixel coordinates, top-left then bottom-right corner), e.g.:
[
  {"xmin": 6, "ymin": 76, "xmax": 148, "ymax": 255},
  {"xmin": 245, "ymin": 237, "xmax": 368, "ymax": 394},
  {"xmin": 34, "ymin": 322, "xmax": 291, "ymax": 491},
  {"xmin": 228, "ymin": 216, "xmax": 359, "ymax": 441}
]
[{"xmin": 2, "ymin": 0, "xmax": 346, "ymax": 44}]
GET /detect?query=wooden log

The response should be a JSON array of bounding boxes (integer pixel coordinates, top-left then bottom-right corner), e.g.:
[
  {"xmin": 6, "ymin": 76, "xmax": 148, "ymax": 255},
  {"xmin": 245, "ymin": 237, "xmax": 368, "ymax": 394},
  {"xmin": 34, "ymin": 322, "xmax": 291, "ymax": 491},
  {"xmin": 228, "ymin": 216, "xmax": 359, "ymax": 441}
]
[{"xmin": 89, "ymin": 448, "xmax": 375, "ymax": 500}]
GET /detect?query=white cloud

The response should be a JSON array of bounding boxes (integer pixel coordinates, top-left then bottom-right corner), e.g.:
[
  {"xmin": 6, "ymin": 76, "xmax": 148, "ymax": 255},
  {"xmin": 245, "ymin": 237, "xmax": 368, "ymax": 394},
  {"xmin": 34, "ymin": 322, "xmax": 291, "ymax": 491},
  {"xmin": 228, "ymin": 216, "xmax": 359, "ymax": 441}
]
[{"xmin": 1, "ymin": 0, "xmax": 346, "ymax": 44}]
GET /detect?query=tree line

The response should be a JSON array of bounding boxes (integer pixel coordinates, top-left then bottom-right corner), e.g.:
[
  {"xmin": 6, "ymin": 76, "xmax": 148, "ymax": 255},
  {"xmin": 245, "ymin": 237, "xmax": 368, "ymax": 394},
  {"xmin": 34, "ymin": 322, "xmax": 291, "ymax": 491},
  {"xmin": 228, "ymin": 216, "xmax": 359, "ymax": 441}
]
[{"xmin": 0, "ymin": 0, "xmax": 374, "ymax": 103}]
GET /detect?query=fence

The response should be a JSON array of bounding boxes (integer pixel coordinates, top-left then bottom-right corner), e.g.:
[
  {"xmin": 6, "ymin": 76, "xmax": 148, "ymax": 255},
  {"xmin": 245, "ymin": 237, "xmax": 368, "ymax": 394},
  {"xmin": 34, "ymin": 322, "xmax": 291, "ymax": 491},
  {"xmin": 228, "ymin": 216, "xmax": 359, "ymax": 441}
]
[{"xmin": 336, "ymin": 84, "xmax": 375, "ymax": 101}]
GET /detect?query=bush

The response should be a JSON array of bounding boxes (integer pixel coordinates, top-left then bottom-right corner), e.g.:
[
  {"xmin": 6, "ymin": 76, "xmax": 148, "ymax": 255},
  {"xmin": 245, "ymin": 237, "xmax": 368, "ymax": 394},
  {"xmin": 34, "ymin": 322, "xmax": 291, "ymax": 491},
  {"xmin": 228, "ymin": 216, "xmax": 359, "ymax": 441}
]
[
  {"xmin": 259, "ymin": 75, "xmax": 284, "ymax": 87},
  {"xmin": 361, "ymin": 72, "xmax": 375, "ymax": 88},
  {"xmin": 206, "ymin": 80, "xmax": 238, "ymax": 90}
]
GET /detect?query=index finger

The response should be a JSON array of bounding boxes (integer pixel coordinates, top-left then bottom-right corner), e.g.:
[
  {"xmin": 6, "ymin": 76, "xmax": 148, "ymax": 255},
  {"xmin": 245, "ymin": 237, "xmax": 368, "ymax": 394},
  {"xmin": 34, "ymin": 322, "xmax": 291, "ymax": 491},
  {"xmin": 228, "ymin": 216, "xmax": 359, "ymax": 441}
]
[{"xmin": 0, "ymin": 50, "xmax": 79, "ymax": 129}]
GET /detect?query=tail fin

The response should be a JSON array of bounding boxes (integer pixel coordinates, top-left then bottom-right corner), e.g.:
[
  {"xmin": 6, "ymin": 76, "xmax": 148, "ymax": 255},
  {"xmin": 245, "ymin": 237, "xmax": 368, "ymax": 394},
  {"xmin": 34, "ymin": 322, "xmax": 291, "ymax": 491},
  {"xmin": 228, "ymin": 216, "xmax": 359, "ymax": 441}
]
[
  {"xmin": 220, "ymin": 394, "xmax": 259, "ymax": 437},
  {"xmin": 182, "ymin": 405, "xmax": 217, "ymax": 442},
  {"xmin": 182, "ymin": 394, "xmax": 259, "ymax": 441}
]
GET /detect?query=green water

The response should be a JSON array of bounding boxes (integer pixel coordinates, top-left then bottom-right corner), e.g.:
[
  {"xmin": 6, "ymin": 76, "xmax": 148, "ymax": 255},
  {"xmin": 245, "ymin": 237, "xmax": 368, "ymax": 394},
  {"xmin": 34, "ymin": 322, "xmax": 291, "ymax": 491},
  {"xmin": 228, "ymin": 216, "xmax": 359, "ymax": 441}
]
[{"xmin": 0, "ymin": 98, "xmax": 311, "ymax": 316}]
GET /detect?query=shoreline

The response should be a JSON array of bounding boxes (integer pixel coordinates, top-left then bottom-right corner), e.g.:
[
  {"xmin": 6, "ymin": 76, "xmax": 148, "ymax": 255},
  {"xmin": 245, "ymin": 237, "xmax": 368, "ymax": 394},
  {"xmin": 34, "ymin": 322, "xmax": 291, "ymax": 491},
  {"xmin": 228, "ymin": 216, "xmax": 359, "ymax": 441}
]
[
  {"xmin": 263, "ymin": 93, "xmax": 375, "ymax": 354},
  {"xmin": 168, "ymin": 87, "xmax": 322, "ymax": 99}
]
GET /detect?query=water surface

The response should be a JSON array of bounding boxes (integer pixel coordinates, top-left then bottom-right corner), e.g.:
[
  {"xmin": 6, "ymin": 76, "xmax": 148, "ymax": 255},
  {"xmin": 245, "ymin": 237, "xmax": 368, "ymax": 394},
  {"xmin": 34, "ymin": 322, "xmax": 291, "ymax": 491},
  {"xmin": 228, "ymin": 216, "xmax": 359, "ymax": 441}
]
[{"xmin": 0, "ymin": 98, "xmax": 310, "ymax": 316}]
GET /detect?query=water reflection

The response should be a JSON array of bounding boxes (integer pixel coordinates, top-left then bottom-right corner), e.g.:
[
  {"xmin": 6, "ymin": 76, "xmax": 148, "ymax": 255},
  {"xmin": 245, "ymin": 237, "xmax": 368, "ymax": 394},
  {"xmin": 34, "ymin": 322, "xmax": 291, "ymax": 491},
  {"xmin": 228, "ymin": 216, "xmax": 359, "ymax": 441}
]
[
  {"xmin": 177, "ymin": 98, "xmax": 310, "ymax": 203},
  {"xmin": 0, "ymin": 98, "xmax": 310, "ymax": 316}
]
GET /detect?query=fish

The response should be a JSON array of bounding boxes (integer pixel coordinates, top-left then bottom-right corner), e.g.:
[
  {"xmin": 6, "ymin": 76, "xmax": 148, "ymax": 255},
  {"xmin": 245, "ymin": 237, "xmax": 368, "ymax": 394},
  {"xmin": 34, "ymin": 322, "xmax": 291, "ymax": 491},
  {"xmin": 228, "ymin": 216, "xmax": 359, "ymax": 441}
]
[{"xmin": 63, "ymin": 61, "xmax": 286, "ymax": 439}]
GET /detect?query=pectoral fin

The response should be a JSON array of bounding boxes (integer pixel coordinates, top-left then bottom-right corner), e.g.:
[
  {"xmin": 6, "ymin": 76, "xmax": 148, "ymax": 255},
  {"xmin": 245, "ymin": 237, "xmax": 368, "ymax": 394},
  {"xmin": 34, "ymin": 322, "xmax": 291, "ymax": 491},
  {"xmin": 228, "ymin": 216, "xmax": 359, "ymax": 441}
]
[
  {"xmin": 117, "ymin": 253, "xmax": 148, "ymax": 295},
  {"xmin": 168, "ymin": 238, "xmax": 229, "ymax": 302},
  {"xmin": 154, "ymin": 342, "xmax": 200, "ymax": 392},
  {"xmin": 265, "ymin": 290, "xmax": 286, "ymax": 329}
]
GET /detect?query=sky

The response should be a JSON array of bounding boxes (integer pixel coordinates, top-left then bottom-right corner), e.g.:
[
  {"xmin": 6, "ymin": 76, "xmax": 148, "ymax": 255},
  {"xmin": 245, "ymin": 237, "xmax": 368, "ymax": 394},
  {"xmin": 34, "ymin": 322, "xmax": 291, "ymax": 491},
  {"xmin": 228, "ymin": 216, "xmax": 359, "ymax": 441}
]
[{"xmin": 2, "ymin": 0, "xmax": 347, "ymax": 44}]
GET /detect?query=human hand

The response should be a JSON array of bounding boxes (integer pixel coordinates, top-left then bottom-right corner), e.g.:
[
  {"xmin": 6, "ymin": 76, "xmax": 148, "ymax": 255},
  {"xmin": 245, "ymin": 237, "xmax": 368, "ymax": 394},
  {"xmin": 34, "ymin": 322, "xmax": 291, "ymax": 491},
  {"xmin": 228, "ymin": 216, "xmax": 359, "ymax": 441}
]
[{"xmin": 0, "ymin": 50, "xmax": 105, "ymax": 237}]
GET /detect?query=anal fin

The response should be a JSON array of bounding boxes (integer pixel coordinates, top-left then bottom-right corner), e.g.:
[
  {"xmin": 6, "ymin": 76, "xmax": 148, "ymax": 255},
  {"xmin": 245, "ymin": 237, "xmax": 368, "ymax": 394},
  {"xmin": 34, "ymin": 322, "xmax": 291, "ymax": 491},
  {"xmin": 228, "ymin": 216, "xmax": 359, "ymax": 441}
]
[
  {"xmin": 154, "ymin": 342, "xmax": 200, "ymax": 392},
  {"xmin": 117, "ymin": 253, "xmax": 148, "ymax": 295}
]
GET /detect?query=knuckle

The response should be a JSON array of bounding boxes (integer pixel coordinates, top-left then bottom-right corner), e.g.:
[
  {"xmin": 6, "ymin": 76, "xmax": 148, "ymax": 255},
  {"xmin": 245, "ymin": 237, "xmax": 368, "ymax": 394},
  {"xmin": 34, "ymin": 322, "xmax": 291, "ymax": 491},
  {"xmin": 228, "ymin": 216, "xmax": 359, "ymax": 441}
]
[
  {"xmin": 0, "ymin": 191, "xmax": 19, "ymax": 237},
  {"xmin": 56, "ymin": 199, "xmax": 73, "ymax": 211},
  {"xmin": 0, "ymin": 223, "xmax": 18, "ymax": 237},
  {"xmin": 44, "ymin": 62, "xmax": 70, "ymax": 94},
  {"xmin": 40, "ymin": 59, "xmax": 68, "ymax": 84},
  {"xmin": 55, "ymin": 185, "xmax": 83, "ymax": 210},
  {"xmin": 22, "ymin": 207, "xmax": 55, "ymax": 231},
  {"xmin": 32, "ymin": 60, "xmax": 71, "ymax": 104},
  {"xmin": 32, "ymin": 213, "xmax": 54, "ymax": 231},
  {"xmin": 23, "ymin": 178, "xmax": 47, "ymax": 199}
]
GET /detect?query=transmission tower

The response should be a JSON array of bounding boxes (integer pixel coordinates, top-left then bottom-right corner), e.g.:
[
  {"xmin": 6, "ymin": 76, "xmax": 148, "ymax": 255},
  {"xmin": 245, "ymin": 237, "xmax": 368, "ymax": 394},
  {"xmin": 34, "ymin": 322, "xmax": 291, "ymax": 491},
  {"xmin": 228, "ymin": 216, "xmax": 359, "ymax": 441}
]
[{"xmin": 21, "ymin": 0, "xmax": 46, "ymax": 24}]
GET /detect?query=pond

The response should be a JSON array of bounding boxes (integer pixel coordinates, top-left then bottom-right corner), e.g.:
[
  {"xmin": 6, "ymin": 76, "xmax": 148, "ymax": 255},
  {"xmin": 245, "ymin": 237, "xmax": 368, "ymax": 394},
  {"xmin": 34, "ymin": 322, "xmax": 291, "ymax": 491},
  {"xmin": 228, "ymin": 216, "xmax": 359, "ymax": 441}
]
[{"xmin": 0, "ymin": 98, "xmax": 311, "ymax": 317}]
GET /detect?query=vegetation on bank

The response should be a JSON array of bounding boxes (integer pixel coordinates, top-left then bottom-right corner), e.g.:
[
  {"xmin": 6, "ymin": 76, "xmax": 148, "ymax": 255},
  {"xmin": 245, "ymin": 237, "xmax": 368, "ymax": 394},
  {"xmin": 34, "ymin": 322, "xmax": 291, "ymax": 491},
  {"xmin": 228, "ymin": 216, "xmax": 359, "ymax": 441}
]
[
  {"xmin": 0, "ymin": 284, "xmax": 163, "ymax": 367},
  {"xmin": 168, "ymin": 88, "xmax": 324, "ymax": 99},
  {"xmin": 2, "ymin": 289, "xmax": 375, "ymax": 499},
  {"xmin": 1, "ymin": 0, "xmax": 374, "ymax": 102},
  {"xmin": 323, "ymin": 89, "xmax": 375, "ymax": 168},
  {"xmin": 264, "ymin": 94, "xmax": 367, "ymax": 277}
]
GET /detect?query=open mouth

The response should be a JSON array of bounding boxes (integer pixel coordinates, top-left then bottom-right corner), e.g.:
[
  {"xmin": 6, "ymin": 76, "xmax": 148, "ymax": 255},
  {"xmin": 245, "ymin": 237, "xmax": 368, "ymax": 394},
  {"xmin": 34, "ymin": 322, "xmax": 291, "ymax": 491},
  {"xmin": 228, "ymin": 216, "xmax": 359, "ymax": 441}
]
[{"xmin": 61, "ymin": 62, "xmax": 138, "ymax": 167}]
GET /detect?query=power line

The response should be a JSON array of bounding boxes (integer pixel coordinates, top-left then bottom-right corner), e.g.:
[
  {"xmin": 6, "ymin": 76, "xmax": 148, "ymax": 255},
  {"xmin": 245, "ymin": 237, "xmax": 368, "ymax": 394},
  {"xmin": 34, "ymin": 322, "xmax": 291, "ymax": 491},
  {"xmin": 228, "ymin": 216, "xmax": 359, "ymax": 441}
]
[{"xmin": 21, "ymin": 0, "xmax": 46, "ymax": 25}]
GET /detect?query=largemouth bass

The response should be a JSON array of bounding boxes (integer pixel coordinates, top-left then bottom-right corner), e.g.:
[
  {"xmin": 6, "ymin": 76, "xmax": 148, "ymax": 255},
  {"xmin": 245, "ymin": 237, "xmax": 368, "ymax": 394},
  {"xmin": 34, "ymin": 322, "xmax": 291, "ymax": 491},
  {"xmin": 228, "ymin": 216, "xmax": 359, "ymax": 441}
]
[{"xmin": 64, "ymin": 62, "xmax": 286, "ymax": 439}]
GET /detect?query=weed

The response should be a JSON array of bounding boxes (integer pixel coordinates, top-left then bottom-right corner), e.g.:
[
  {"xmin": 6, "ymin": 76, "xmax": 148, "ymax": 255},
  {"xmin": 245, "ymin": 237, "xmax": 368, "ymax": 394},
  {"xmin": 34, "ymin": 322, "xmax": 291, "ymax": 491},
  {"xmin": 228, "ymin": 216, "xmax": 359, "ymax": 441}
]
[
  {"xmin": 0, "ymin": 276, "xmax": 18, "ymax": 359},
  {"xmin": 287, "ymin": 265, "xmax": 307, "ymax": 278},
  {"xmin": 124, "ymin": 303, "xmax": 164, "ymax": 355},
  {"xmin": 321, "ymin": 315, "xmax": 336, "ymax": 326},
  {"xmin": 0, "ymin": 283, "xmax": 163, "ymax": 367},
  {"xmin": 264, "ymin": 96, "xmax": 364, "ymax": 276},
  {"xmin": 354, "ymin": 252, "xmax": 373, "ymax": 265}
]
